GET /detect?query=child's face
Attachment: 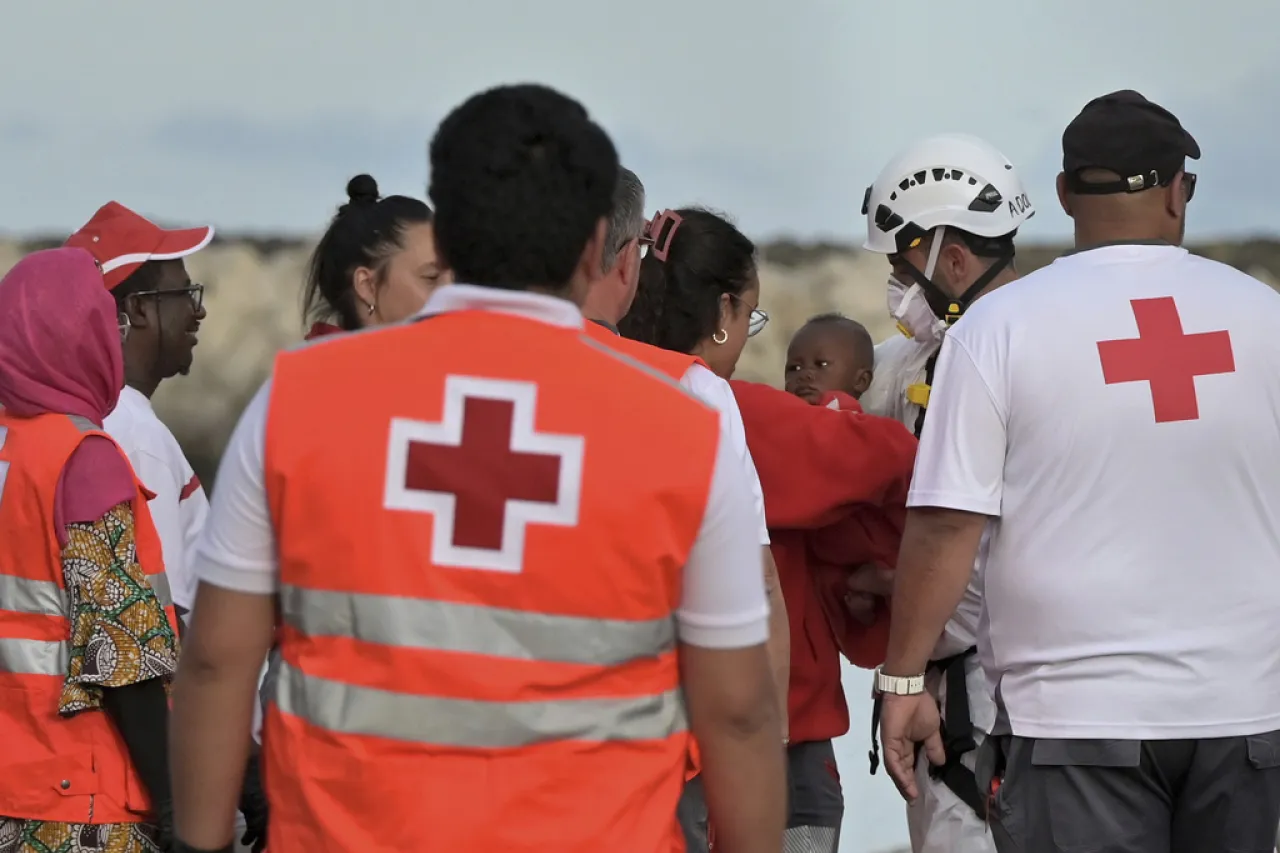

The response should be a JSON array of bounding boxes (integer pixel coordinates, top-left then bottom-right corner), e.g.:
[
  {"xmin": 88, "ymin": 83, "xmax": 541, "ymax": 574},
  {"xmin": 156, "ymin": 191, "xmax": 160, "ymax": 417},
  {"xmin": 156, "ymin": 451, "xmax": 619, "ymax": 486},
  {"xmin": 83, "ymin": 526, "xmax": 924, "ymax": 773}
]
[{"xmin": 784, "ymin": 324, "xmax": 874, "ymax": 404}]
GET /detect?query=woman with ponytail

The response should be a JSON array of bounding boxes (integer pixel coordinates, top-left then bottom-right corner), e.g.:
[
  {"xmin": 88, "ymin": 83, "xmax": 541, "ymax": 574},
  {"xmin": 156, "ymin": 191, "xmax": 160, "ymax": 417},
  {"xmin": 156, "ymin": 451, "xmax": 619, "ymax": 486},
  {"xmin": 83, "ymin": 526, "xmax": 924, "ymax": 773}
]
[
  {"xmin": 236, "ymin": 176, "xmax": 448, "ymax": 852},
  {"xmin": 302, "ymin": 174, "xmax": 446, "ymax": 339}
]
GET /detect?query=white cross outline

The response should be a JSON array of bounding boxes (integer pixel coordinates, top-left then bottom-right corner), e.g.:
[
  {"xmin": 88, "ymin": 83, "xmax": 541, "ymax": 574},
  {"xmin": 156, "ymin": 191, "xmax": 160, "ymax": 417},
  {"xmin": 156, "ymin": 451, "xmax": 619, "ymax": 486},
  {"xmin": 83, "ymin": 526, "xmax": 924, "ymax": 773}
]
[
  {"xmin": 382, "ymin": 375, "xmax": 585, "ymax": 573},
  {"xmin": 0, "ymin": 427, "xmax": 9, "ymax": 511}
]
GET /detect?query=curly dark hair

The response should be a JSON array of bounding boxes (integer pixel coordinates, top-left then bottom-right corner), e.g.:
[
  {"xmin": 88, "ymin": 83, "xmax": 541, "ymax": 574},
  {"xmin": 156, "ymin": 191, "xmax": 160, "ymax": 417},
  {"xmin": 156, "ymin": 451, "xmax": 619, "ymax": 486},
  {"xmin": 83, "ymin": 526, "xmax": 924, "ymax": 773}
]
[
  {"xmin": 428, "ymin": 84, "xmax": 618, "ymax": 292},
  {"xmin": 618, "ymin": 207, "xmax": 757, "ymax": 354},
  {"xmin": 795, "ymin": 312, "xmax": 875, "ymax": 368}
]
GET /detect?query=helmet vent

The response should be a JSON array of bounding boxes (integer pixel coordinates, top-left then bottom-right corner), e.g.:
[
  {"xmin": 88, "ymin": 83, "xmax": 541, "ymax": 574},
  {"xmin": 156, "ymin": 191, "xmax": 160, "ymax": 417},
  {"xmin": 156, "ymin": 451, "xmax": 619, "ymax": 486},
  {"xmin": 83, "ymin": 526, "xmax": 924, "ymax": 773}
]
[
  {"xmin": 967, "ymin": 183, "xmax": 1004, "ymax": 213},
  {"xmin": 874, "ymin": 204, "xmax": 905, "ymax": 233}
]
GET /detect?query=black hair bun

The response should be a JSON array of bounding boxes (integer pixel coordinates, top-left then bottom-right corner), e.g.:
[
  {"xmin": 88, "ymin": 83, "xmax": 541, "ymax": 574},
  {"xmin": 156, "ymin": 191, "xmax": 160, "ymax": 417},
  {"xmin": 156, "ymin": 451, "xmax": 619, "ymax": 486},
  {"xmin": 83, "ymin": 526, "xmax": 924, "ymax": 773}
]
[{"xmin": 345, "ymin": 174, "xmax": 380, "ymax": 206}]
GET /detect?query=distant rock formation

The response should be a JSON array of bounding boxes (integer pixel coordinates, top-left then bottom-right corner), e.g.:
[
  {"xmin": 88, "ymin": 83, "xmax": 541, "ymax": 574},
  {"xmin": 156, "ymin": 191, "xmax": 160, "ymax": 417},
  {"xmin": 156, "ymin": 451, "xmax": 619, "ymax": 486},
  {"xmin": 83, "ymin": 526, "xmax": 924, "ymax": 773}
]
[{"xmin": 4, "ymin": 236, "xmax": 1277, "ymax": 485}]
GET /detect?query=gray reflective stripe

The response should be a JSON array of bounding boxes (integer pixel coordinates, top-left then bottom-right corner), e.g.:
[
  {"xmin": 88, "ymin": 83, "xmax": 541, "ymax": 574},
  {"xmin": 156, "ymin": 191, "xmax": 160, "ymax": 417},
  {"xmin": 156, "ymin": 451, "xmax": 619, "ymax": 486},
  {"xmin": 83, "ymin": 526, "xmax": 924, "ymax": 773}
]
[
  {"xmin": 66, "ymin": 414, "xmax": 99, "ymax": 434},
  {"xmin": 580, "ymin": 335, "xmax": 691, "ymax": 395},
  {"xmin": 0, "ymin": 574, "xmax": 67, "ymax": 617},
  {"xmin": 280, "ymin": 585, "xmax": 675, "ymax": 667},
  {"xmin": 0, "ymin": 637, "xmax": 67, "ymax": 676},
  {"xmin": 147, "ymin": 571, "xmax": 174, "ymax": 610},
  {"xmin": 274, "ymin": 661, "xmax": 687, "ymax": 748}
]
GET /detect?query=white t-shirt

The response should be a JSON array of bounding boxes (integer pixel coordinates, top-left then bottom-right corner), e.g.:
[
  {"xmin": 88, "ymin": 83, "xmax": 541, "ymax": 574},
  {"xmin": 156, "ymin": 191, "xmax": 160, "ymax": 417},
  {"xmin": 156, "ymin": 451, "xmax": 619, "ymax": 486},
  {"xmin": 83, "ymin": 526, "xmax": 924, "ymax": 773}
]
[
  {"xmin": 864, "ymin": 333, "xmax": 983, "ymax": 660},
  {"xmin": 680, "ymin": 363, "xmax": 770, "ymax": 546},
  {"xmin": 863, "ymin": 333, "xmax": 933, "ymax": 430},
  {"xmin": 910, "ymin": 243, "xmax": 1280, "ymax": 739},
  {"xmin": 195, "ymin": 284, "xmax": 771, "ymax": 653},
  {"xmin": 104, "ymin": 385, "xmax": 209, "ymax": 613}
]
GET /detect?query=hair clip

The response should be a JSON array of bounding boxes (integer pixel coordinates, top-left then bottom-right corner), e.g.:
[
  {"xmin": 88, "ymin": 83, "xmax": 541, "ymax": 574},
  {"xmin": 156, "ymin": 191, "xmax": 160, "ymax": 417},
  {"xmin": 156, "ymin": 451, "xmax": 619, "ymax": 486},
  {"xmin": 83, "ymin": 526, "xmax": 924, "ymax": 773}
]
[{"xmin": 642, "ymin": 209, "xmax": 683, "ymax": 262}]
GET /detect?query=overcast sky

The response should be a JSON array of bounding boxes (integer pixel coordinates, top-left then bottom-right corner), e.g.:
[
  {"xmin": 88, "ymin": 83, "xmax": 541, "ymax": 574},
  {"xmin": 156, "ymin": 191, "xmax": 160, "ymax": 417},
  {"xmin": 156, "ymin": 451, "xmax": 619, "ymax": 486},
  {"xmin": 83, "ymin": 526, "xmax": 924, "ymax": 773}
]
[
  {"xmin": 0, "ymin": 6, "xmax": 1272, "ymax": 847},
  {"xmin": 2, "ymin": 0, "xmax": 1275, "ymax": 249}
]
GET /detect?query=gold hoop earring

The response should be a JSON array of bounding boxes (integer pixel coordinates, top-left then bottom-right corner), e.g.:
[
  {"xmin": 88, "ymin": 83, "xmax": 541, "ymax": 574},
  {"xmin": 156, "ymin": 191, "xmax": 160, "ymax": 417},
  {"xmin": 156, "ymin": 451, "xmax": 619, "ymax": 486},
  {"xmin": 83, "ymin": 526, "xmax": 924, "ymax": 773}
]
[{"xmin": 712, "ymin": 329, "xmax": 728, "ymax": 345}]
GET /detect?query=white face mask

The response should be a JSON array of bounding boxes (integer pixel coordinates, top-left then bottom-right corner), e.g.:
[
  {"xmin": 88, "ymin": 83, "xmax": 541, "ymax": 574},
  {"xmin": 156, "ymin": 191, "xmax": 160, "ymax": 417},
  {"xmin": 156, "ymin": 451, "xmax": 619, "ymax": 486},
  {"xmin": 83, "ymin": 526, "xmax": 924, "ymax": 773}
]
[{"xmin": 887, "ymin": 277, "xmax": 947, "ymax": 345}]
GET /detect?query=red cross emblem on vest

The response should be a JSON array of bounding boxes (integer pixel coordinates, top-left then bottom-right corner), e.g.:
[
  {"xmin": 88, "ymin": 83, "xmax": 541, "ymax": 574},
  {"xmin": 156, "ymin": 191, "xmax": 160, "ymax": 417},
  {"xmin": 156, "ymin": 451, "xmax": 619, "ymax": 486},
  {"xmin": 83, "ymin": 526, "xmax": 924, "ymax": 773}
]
[
  {"xmin": 1096, "ymin": 296, "xmax": 1235, "ymax": 424},
  {"xmin": 383, "ymin": 376, "xmax": 585, "ymax": 573}
]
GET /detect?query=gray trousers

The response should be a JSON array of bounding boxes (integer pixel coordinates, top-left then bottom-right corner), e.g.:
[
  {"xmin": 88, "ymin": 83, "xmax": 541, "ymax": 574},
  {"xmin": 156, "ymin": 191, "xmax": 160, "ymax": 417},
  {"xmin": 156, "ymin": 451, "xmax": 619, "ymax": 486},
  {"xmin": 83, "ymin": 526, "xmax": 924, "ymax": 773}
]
[
  {"xmin": 784, "ymin": 740, "xmax": 842, "ymax": 853},
  {"xmin": 677, "ymin": 775, "xmax": 710, "ymax": 852},
  {"xmin": 675, "ymin": 741, "xmax": 841, "ymax": 853},
  {"xmin": 976, "ymin": 731, "xmax": 1280, "ymax": 853},
  {"xmin": 260, "ymin": 644, "xmax": 282, "ymax": 710}
]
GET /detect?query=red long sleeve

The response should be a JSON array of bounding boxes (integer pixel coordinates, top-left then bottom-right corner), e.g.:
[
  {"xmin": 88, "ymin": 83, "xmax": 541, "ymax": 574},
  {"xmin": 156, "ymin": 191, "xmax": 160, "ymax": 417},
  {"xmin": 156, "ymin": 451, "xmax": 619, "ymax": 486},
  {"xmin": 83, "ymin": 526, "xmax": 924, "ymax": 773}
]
[
  {"xmin": 732, "ymin": 381, "xmax": 915, "ymax": 686},
  {"xmin": 730, "ymin": 380, "xmax": 917, "ymax": 529}
]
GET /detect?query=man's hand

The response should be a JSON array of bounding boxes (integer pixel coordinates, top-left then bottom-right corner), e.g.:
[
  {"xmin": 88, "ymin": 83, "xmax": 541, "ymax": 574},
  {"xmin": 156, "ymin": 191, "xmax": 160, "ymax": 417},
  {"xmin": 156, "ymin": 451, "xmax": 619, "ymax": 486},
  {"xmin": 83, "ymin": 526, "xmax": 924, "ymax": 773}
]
[
  {"xmin": 682, "ymin": 641, "xmax": 787, "ymax": 853},
  {"xmin": 878, "ymin": 692, "xmax": 945, "ymax": 802},
  {"xmin": 171, "ymin": 584, "xmax": 275, "ymax": 851}
]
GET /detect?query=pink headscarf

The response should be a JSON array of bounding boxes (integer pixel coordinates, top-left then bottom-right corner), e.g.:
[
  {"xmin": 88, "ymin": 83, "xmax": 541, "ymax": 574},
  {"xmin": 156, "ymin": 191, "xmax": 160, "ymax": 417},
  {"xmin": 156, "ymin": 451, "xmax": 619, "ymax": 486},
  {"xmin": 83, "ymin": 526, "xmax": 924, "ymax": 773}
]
[{"xmin": 0, "ymin": 247, "xmax": 124, "ymax": 424}]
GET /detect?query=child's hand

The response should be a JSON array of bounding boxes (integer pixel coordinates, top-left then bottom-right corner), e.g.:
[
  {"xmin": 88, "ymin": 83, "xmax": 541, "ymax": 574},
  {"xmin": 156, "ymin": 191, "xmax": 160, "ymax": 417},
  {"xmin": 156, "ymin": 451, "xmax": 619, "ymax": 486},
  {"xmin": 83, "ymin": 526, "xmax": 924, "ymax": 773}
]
[
  {"xmin": 844, "ymin": 591, "xmax": 878, "ymax": 626},
  {"xmin": 843, "ymin": 562, "xmax": 893, "ymax": 626},
  {"xmin": 846, "ymin": 562, "xmax": 894, "ymax": 597}
]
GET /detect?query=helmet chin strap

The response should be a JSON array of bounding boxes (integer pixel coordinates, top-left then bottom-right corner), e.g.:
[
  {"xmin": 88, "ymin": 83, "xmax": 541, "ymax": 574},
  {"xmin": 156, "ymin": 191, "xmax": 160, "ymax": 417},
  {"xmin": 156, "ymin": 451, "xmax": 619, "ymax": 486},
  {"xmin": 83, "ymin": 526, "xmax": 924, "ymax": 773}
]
[{"xmin": 901, "ymin": 226, "xmax": 1012, "ymax": 326}]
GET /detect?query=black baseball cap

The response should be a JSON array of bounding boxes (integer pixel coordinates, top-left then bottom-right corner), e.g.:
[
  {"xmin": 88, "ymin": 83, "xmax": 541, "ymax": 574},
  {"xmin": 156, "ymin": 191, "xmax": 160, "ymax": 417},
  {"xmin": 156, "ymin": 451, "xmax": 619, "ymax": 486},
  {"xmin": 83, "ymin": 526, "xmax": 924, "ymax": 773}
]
[{"xmin": 1062, "ymin": 90, "xmax": 1200, "ymax": 195}]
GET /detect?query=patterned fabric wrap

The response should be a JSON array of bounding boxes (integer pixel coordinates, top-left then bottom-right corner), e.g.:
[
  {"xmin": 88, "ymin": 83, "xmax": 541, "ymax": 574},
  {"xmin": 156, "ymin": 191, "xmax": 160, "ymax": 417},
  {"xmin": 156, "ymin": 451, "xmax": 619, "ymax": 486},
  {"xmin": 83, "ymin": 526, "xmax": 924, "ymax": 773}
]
[{"xmin": 0, "ymin": 502, "xmax": 177, "ymax": 852}]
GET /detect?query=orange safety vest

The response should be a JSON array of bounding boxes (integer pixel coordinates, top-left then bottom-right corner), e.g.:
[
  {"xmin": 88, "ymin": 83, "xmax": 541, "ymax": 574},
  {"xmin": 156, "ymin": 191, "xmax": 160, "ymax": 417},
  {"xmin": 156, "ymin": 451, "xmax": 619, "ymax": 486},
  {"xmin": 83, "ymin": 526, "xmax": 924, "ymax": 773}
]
[
  {"xmin": 0, "ymin": 411, "xmax": 179, "ymax": 823},
  {"xmin": 582, "ymin": 320, "xmax": 705, "ymax": 382},
  {"xmin": 260, "ymin": 310, "xmax": 721, "ymax": 853},
  {"xmin": 582, "ymin": 320, "xmax": 711, "ymax": 783}
]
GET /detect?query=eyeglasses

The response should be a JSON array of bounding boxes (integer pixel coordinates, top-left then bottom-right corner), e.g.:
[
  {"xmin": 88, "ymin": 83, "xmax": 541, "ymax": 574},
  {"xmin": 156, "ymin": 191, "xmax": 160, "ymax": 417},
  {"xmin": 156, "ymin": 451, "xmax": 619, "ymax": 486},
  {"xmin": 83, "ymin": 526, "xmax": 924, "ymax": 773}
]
[
  {"xmin": 1182, "ymin": 172, "xmax": 1198, "ymax": 202},
  {"xmin": 130, "ymin": 283, "xmax": 204, "ymax": 311},
  {"xmin": 729, "ymin": 293, "xmax": 769, "ymax": 337}
]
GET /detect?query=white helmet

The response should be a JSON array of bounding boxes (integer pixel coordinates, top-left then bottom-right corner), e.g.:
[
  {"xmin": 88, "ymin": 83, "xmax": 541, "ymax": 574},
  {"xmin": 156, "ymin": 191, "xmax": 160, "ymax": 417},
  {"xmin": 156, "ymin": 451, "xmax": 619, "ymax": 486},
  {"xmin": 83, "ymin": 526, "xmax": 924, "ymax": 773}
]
[{"xmin": 861, "ymin": 133, "xmax": 1033, "ymax": 255}]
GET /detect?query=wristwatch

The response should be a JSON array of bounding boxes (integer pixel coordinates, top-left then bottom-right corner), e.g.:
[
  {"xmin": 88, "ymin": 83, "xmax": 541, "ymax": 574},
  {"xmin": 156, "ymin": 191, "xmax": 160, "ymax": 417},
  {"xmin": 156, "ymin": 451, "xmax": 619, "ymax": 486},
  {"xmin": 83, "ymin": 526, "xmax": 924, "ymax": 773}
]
[{"xmin": 873, "ymin": 666, "xmax": 926, "ymax": 696}]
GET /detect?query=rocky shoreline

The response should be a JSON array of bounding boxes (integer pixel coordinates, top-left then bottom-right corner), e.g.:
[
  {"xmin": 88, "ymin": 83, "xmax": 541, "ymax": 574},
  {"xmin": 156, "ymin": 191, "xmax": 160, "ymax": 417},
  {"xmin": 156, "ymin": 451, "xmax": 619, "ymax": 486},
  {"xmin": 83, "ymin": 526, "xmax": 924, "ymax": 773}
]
[{"xmin": 3, "ymin": 236, "xmax": 1276, "ymax": 486}]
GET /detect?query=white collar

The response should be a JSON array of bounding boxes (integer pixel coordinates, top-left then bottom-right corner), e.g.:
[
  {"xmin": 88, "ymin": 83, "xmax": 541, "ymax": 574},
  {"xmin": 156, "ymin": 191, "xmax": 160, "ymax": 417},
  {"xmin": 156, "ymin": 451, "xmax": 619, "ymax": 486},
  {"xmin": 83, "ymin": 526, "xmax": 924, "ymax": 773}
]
[
  {"xmin": 118, "ymin": 384, "xmax": 154, "ymax": 411},
  {"xmin": 416, "ymin": 283, "xmax": 584, "ymax": 329}
]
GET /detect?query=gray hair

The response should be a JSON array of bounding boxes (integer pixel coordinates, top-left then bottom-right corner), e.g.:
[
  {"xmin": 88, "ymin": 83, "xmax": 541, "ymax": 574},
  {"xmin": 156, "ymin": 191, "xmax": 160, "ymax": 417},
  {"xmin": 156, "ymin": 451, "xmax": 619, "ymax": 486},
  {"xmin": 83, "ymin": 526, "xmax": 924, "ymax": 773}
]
[{"xmin": 601, "ymin": 167, "xmax": 646, "ymax": 272}]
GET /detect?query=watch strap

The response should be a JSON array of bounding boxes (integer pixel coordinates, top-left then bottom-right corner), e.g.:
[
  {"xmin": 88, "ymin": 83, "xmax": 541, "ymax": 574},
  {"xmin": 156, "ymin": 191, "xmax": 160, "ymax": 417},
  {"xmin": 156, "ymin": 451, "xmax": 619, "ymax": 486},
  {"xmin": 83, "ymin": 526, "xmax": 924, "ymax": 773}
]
[{"xmin": 873, "ymin": 666, "xmax": 926, "ymax": 696}]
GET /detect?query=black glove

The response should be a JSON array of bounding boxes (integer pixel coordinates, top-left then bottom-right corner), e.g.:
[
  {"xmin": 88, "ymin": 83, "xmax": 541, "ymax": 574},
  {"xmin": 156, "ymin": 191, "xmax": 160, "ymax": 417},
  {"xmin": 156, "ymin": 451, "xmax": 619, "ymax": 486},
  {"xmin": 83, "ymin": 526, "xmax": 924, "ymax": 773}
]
[
  {"xmin": 153, "ymin": 798, "xmax": 176, "ymax": 852},
  {"xmin": 238, "ymin": 753, "xmax": 269, "ymax": 853}
]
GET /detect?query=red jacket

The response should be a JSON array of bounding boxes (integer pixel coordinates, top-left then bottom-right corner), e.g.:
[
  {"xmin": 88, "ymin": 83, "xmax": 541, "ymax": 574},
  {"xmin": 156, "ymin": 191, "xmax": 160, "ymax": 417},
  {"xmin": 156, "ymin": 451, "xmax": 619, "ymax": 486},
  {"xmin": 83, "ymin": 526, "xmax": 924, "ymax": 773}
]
[
  {"xmin": 306, "ymin": 322, "xmax": 344, "ymax": 340},
  {"xmin": 730, "ymin": 381, "xmax": 915, "ymax": 744}
]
